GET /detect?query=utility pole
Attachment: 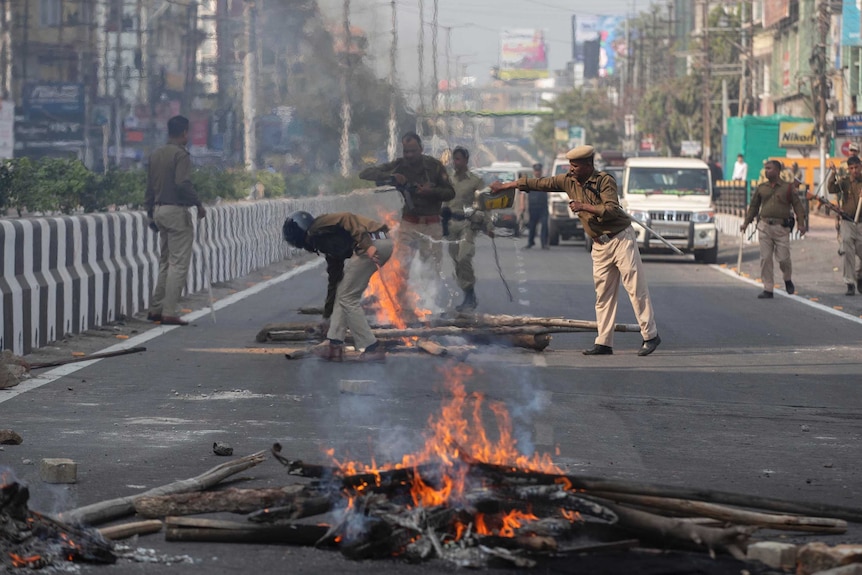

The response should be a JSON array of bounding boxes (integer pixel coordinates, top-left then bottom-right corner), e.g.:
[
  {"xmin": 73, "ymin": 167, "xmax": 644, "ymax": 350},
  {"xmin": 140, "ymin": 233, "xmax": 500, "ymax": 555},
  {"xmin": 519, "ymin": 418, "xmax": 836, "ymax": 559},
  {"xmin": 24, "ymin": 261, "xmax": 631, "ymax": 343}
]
[
  {"xmin": 242, "ymin": 0, "xmax": 258, "ymax": 170},
  {"xmin": 700, "ymin": 0, "xmax": 711, "ymax": 162},
  {"xmin": 114, "ymin": 0, "xmax": 124, "ymax": 167},
  {"xmin": 431, "ymin": 0, "xmax": 438, "ymax": 146},
  {"xmin": 338, "ymin": 0, "xmax": 352, "ymax": 177},
  {"xmin": 417, "ymin": 0, "xmax": 424, "ymax": 136},
  {"xmin": 812, "ymin": 0, "xmax": 831, "ymax": 186},
  {"xmin": 0, "ymin": 0, "xmax": 10, "ymax": 99},
  {"xmin": 387, "ymin": 0, "xmax": 398, "ymax": 161}
]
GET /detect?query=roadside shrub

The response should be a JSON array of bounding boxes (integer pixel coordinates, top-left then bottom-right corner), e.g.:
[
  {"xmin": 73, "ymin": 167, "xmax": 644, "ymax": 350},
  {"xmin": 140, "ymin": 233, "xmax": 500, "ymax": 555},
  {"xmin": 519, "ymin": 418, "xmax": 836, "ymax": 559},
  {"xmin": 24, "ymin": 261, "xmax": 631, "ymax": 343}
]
[{"xmin": 255, "ymin": 170, "xmax": 286, "ymax": 198}]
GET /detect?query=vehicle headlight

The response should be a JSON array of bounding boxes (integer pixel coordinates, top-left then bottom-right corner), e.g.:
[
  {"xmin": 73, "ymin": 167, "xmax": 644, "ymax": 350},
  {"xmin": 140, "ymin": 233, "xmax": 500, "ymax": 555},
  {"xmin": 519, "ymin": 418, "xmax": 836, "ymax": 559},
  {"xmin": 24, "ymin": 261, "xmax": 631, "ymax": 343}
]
[
  {"xmin": 629, "ymin": 209, "xmax": 649, "ymax": 223},
  {"xmin": 690, "ymin": 210, "xmax": 715, "ymax": 223}
]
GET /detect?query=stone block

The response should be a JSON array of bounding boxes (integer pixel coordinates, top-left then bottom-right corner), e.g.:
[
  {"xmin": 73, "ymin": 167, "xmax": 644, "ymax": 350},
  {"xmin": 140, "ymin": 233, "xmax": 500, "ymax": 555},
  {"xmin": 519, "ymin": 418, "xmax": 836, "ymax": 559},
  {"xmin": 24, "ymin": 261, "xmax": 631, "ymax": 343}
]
[
  {"xmin": 39, "ymin": 458, "xmax": 77, "ymax": 484},
  {"xmin": 798, "ymin": 543, "xmax": 862, "ymax": 575},
  {"xmin": 746, "ymin": 541, "xmax": 797, "ymax": 569},
  {"xmin": 338, "ymin": 380, "xmax": 378, "ymax": 395}
]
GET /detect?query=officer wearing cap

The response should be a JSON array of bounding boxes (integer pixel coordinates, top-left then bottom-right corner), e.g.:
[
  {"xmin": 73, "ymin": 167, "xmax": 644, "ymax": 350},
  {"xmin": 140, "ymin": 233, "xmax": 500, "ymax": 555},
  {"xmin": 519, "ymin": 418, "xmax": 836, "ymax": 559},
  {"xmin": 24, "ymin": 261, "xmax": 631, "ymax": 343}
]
[{"xmin": 490, "ymin": 145, "xmax": 661, "ymax": 356}]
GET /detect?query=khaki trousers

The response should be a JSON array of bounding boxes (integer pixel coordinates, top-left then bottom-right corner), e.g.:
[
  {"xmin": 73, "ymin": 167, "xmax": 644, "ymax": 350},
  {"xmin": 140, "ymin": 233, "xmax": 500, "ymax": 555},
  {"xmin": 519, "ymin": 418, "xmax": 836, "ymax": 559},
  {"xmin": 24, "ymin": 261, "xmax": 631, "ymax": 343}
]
[
  {"xmin": 394, "ymin": 220, "xmax": 444, "ymax": 283},
  {"xmin": 756, "ymin": 220, "xmax": 792, "ymax": 291},
  {"xmin": 840, "ymin": 220, "xmax": 862, "ymax": 284},
  {"xmin": 327, "ymin": 239, "xmax": 393, "ymax": 351},
  {"xmin": 591, "ymin": 226, "xmax": 657, "ymax": 347},
  {"xmin": 447, "ymin": 219, "xmax": 476, "ymax": 291},
  {"xmin": 149, "ymin": 205, "xmax": 194, "ymax": 317}
]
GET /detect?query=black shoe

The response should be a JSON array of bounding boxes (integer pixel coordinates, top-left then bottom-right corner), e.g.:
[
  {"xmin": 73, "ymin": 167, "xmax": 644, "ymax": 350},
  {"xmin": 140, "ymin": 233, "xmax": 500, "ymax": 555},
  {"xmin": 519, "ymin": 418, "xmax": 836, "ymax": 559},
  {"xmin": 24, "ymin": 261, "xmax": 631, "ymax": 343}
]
[
  {"xmin": 455, "ymin": 288, "xmax": 477, "ymax": 312},
  {"xmin": 757, "ymin": 291, "xmax": 774, "ymax": 299},
  {"xmin": 583, "ymin": 344, "xmax": 613, "ymax": 356},
  {"xmin": 785, "ymin": 280, "xmax": 795, "ymax": 295},
  {"xmin": 638, "ymin": 335, "xmax": 662, "ymax": 357},
  {"xmin": 160, "ymin": 316, "xmax": 189, "ymax": 325},
  {"xmin": 146, "ymin": 312, "xmax": 162, "ymax": 322},
  {"xmin": 857, "ymin": 279, "xmax": 862, "ymax": 293},
  {"xmin": 846, "ymin": 283, "xmax": 856, "ymax": 296}
]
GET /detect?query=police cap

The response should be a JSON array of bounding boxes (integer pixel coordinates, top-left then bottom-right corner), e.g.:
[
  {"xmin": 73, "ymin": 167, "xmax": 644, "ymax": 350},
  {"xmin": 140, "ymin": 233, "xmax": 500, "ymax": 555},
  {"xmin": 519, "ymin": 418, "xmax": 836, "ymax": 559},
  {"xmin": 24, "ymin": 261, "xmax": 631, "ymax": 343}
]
[
  {"xmin": 565, "ymin": 145, "xmax": 595, "ymax": 161},
  {"xmin": 850, "ymin": 142, "xmax": 860, "ymax": 153}
]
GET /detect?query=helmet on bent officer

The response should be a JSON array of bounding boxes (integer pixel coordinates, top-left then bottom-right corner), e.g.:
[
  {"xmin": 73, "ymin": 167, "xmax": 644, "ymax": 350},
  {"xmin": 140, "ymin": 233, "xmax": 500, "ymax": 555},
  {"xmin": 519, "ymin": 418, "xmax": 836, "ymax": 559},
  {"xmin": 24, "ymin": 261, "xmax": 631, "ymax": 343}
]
[{"xmin": 282, "ymin": 211, "xmax": 315, "ymax": 250}]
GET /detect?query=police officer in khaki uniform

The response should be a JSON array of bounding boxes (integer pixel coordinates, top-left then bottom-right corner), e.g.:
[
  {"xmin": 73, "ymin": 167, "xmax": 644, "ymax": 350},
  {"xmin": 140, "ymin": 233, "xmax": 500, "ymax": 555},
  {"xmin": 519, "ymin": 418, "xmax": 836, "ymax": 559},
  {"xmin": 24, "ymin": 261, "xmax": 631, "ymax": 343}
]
[
  {"xmin": 827, "ymin": 155, "xmax": 862, "ymax": 295},
  {"xmin": 144, "ymin": 115, "xmax": 206, "ymax": 326},
  {"xmin": 491, "ymin": 145, "xmax": 661, "ymax": 357},
  {"xmin": 443, "ymin": 146, "xmax": 485, "ymax": 311},
  {"xmin": 741, "ymin": 159, "xmax": 807, "ymax": 298},
  {"xmin": 283, "ymin": 211, "xmax": 393, "ymax": 362},
  {"xmin": 359, "ymin": 132, "xmax": 455, "ymax": 307}
]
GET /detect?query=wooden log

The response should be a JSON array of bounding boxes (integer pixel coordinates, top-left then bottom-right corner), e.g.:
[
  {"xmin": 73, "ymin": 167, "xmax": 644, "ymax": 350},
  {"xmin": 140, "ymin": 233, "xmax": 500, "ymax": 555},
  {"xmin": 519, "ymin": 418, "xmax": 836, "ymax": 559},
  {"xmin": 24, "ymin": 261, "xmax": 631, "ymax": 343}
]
[
  {"xmin": 255, "ymin": 322, "xmax": 323, "ymax": 343},
  {"xmin": 267, "ymin": 325, "xmax": 599, "ymax": 342},
  {"xmin": 589, "ymin": 491, "xmax": 847, "ymax": 534},
  {"xmin": 444, "ymin": 313, "xmax": 640, "ymax": 333},
  {"xmin": 29, "ymin": 347, "xmax": 147, "ymax": 370},
  {"xmin": 98, "ymin": 520, "xmax": 163, "ymax": 540},
  {"xmin": 247, "ymin": 496, "xmax": 334, "ymax": 523},
  {"xmin": 133, "ymin": 485, "xmax": 309, "ymax": 518},
  {"xmin": 59, "ymin": 450, "xmax": 267, "ymax": 526},
  {"xmin": 417, "ymin": 339, "xmax": 447, "ymax": 356},
  {"xmin": 297, "ymin": 307, "xmax": 325, "ymax": 315},
  {"xmin": 165, "ymin": 523, "xmax": 331, "ymax": 545}
]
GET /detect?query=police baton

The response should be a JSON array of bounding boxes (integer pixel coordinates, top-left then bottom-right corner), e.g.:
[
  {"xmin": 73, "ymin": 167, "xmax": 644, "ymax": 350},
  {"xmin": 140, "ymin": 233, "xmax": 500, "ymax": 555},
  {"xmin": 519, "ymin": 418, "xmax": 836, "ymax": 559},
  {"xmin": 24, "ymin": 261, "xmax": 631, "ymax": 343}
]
[{"xmin": 629, "ymin": 219, "xmax": 685, "ymax": 256}]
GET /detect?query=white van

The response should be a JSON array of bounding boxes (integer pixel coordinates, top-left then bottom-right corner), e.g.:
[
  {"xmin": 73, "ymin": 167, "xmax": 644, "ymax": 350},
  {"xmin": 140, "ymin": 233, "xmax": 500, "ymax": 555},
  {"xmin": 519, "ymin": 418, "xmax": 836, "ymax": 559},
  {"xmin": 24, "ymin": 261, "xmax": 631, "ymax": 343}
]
[
  {"xmin": 548, "ymin": 156, "xmax": 587, "ymax": 245},
  {"xmin": 620, "ymin": 157, "xmax": 718, "ymax": 263}
]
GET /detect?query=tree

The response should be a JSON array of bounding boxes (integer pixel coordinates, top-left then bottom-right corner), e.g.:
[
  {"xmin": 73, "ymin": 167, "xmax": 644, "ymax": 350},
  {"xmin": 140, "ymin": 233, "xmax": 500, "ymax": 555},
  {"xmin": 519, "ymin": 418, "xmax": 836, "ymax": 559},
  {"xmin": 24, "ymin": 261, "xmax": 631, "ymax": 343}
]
[{"xmin": 531, "ymin": 89, "xmax": 622, "ymax": 158}]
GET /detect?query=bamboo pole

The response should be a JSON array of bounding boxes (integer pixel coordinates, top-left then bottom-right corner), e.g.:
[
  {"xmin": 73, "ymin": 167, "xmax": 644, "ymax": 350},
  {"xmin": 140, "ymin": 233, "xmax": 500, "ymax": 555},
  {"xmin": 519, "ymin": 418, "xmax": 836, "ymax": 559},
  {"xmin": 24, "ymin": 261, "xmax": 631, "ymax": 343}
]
[{"xmin": 98, "ymin": 520, "xmax": 163, "ymax": 540}]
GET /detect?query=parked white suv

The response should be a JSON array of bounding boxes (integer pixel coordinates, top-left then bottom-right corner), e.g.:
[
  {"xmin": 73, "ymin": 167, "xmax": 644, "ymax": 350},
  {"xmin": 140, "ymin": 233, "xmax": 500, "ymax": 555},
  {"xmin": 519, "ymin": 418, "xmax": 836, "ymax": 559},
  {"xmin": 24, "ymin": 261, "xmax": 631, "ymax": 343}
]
[
  {"xmin": 621, "ymin": 157, "xmax": 718, "ymax": 263},
  {"xmin": 548, "ymin": 156, "xmax": 586, "ymax": 245}
]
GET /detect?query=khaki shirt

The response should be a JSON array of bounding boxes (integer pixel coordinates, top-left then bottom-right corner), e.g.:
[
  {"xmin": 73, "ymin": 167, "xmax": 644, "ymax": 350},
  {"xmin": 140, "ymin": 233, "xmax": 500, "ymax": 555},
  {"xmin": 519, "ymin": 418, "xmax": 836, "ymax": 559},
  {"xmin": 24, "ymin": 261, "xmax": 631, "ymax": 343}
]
[
  {"xmin": 144, "ymin": 142, "xmax": 200, "ymax": 212},
  {"xmin": 827, "ymin": 175, "xmax": 862, "ymax": 218},
  {"xmin": 743, "ymin": 179, "xmax": 806, "ymax": 227},
  {"xmin": 517, "ymin": 170, "xmax": 630, "ymax": 239},
  {"xmin": 359, "ymin": 155, "xmax": 455, "ymax": 217},
  {"xmin": 307, "ymin": 212, "xmax": 388, "ymax": 319},
  {"xmin": 445, "ymin": 170, "xmax": 484, "ymax": 212}
]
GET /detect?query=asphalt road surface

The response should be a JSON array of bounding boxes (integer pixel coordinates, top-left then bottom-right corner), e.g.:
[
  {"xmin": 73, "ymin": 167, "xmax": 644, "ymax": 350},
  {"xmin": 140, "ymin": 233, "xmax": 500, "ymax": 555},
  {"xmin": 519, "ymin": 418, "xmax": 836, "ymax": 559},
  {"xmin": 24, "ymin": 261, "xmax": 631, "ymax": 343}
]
[{"xmin": 2, "ymin": 214, "xmax": 860, "ymax": 574}]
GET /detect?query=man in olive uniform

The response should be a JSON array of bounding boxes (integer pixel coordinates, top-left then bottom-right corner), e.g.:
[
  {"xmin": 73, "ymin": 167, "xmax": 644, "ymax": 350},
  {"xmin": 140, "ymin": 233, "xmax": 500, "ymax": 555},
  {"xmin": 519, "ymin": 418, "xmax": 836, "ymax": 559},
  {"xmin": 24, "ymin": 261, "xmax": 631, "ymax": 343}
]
[
  {"xmin": 144, "ymin": 115, "xmax": 206, "ymax": 326},
  {"xmin": 282, "ymin": 211, "xmax": 393, "ymax": 362},
  {"xmin": 491, "ymin": 145, "xmax": 661, "ymax": 357},
  {"xmin": 827, "ymin": 155, "xmax": 862, "ymax": 295},
  {"xmin": 359, "ymin": 132, "xmax": 455, "ymax": 306},
  {"xmin": 443, "ymin": 146, "xmax": 485, "ymax": 311},
  {"xmin": 740, "ymin": 159, "xmax": 807, "ymax": 298}
]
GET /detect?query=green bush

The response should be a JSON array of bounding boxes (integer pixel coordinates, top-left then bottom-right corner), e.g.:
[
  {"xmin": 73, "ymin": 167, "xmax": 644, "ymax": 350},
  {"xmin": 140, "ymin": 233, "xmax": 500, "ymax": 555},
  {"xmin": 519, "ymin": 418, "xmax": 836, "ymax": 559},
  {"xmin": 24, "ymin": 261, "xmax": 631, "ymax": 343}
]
[
  {"xmin": 31, "ymin": 159, "xmax": 94, "ymax": 214},
  {"xmin": 255, "ymin": 170, "xmax": 286, "ymax": 198}
]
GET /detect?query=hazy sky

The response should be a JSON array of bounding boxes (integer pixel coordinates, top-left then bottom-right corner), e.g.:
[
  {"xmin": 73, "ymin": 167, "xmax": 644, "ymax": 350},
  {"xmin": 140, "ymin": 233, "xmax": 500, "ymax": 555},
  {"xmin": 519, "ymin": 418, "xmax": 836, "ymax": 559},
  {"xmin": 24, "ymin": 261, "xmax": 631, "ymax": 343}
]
[{"xmin": 319, "ymin": 0, "xmax": 653, "ymax": 89}]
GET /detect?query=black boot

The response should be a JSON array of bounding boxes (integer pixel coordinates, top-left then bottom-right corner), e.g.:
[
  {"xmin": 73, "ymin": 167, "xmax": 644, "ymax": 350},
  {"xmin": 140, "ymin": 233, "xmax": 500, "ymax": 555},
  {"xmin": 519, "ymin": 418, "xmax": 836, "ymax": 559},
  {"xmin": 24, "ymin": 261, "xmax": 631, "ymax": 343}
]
[
  {"xmin": 455, "ymin": 288, "xmax": 477, "ymax": 312},
  {"xmin": 846, "ymin": 283, "xmax": 856, "ymax": 296}
]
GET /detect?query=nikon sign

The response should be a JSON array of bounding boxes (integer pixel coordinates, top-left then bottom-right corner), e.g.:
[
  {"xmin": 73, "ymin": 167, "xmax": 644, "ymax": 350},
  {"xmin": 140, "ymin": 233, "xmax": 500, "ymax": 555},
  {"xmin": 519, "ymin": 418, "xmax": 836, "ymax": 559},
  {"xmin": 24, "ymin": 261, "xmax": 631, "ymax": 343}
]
[{"xmin": 778, "ymin": 121, "xmax": 816, "ymax": 148}]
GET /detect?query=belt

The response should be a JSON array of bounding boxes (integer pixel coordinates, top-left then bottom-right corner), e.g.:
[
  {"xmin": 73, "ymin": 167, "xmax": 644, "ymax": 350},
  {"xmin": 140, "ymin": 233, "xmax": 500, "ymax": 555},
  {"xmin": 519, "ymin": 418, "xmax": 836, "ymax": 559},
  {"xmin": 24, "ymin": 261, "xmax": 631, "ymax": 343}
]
[
  {"xmin": 593, "ymin": 228, "xmax": 624, "ymax": 245},
  {"xmin": 762, "ymin": 218, "xmax": 784, "ymax": 225},
  {"xmin": 449, "ymin": 213, "xmax": 467, "ymax": 221},
  {"xmin": 369, "ymin": 231, "xmax": 389, "ymax": 240},
  {"xmin": 402, "ymin": 214, "xmax": 440, "ymax": 224}
]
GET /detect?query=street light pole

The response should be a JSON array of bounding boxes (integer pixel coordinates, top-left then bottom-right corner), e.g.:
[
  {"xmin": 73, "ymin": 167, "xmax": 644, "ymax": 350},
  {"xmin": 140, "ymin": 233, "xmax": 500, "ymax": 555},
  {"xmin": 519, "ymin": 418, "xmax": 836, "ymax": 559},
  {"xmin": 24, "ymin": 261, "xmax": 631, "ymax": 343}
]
[{"xmin": 701, "ymin": 0, "xmax": 711, "ymax": 161}]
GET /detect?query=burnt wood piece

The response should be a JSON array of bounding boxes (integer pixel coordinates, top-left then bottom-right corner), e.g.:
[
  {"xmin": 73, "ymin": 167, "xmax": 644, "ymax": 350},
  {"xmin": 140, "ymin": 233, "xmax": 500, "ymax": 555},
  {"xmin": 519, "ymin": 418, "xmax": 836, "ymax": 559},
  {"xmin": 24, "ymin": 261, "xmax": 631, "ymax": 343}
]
[
  {"xmin": 59, "ymin": 450, "xmax": 267, "ymax": 526},
  {"xmin": 165, "ymin": 523, "xmax": 331, "ymax": 545},
  {"xmin": 98, "ymin": 520, "xmax": 163, "ymax": 540},
  {"xmin": 247, "ymin": 496, "xmax": 335, "ymax": 523},
  {"xmin": 133, "ymin": 485, "xmax": 310, "ymax": 518},
  {"xmin": 465, "ymin": 462, "xmax": 862, "ymax": 524},
  {"xmin": 255, "ymin": 322, "xmax": 324, "ymax": 342}
]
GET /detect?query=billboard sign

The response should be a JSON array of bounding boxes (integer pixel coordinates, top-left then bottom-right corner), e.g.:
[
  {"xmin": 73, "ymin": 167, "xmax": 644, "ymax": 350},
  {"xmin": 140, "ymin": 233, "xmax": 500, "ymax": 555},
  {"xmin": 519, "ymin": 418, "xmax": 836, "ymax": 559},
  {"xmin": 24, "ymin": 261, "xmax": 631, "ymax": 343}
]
[
  {"xmin": 574, "ymin": 15, "xmax": 624, "ymax": 78},
  {"xmin": 499, "ymin": 29, "xmax": 548, "ymax": 81},
  {"xmin": 23, "ymin": 83, "xmax": 85, "ymax": 124},
  {"xmin": 0, "ymin": 100, "xmax": 14, "ymax": 159},
  {"xmin": 835, "ymin": 114, "xmax": 862, "ymax": 137},
  {"xmin": 778, "ymin": 121, "xmax": 816, "ymax": 148},
  {"xmin": 842, "ymin": 0, "xmax": 862, "ymax": 46}
]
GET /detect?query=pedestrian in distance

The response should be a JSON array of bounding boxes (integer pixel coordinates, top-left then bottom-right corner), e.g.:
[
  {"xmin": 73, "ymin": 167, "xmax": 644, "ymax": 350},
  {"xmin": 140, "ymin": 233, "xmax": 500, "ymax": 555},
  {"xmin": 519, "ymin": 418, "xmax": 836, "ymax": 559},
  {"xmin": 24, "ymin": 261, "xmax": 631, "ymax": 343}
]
[
  {"xmin": 358, "ymin": 132, "xmax": 455, "ymax": 306},
  {"xmin": 740, "ymin": 159, "xmax": 807, "ymax": 299},
  {"xmin": 490, "ymin": 145, "xmax": 661, "ymax": 357},
  {"xmin": 827, "ymin": 155, "xmax": 862, "ymax": 295},
  {"xmin": 144, "ymin": 115, "xmax": 206, "ymax": 326},
  {"xmin": 732, "ymin": 154, "xmax": 748, "ymax": 181},
  {"xmin": 442, "ymin": 146, "xmax": 485, "ymax": 312},
  {"xmin": 525, "ymin": 163, "xmax": 550, "ymax": 250},
  {"xmin": 282, "ymin": 211, "xmax": 393, "ymax": 362}
]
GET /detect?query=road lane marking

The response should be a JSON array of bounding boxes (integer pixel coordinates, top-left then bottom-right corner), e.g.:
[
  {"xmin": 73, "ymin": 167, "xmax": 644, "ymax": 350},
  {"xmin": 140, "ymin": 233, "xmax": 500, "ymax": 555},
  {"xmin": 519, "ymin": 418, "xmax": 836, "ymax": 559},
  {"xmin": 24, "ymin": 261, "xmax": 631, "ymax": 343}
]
[
  {"xmin": 711, "ymin": 264, "xmax": 862, "ymax": 327},
  {"xmin": 0, "ymin": 259, "xmax": 325, "ymax": 405}
]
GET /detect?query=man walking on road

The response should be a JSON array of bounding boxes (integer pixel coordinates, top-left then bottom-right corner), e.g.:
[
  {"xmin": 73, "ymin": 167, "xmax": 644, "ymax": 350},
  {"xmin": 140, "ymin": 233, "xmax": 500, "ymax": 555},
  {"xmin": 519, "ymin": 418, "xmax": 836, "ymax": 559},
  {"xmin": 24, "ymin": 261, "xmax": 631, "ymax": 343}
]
[
  {"xmin": 732, "ymin": 154, "xmax": 748, "ymax": 182},
  {"xmin": 145, "ymin": 115, "xmax": 206, "ymax": 326},
  {"xmin": 827, "ymin": 155, "xmax": 862, "ymax": 295},
  {"xmin": 491, "ymin": 145, "xmax": 661, "ymax": 357},
  {"xmin": 443, "ymin": 146, "xmax": 485, "ymax": 311},
  {"xmin": 525, "ymin": 163, "xmax": 549, "ymax": 249},
  {"xmin": 740, "ymin": 160, "xmax": 807, "ymax": 299}
]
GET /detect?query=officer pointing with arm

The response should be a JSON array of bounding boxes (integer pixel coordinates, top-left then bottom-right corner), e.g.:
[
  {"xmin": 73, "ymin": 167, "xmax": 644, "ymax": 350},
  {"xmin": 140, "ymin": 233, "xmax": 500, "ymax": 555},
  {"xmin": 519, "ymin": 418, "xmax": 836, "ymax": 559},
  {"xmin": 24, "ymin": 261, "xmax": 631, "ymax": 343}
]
[{"xmin": 491, "ymin": 145, "xmax": 661, "ymax": 357}]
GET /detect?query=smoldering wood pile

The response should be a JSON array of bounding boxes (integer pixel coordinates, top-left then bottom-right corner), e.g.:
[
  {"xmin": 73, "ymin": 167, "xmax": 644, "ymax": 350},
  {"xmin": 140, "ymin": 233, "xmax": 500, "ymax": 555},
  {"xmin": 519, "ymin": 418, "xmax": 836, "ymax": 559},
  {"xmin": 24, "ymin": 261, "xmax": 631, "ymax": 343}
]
[
  {"xmin": 0, "ymin": 479, "xmax": 116, "ymax": 569},
  {"xmin": 25, "ymin": 447, "xmax": 860, "ymax": 571},
  {"xmin": 258, "ymin": 313, "xmax": 642, "ymax": 357}
]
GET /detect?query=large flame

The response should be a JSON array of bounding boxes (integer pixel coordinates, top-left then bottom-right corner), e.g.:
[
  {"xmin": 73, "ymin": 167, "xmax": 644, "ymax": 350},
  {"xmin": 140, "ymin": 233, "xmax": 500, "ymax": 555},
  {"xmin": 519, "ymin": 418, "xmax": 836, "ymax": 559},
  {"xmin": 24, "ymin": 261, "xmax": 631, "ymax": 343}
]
[{"xmin": 329, "ymin": 363, "xmax": 563, "ymax": 538}]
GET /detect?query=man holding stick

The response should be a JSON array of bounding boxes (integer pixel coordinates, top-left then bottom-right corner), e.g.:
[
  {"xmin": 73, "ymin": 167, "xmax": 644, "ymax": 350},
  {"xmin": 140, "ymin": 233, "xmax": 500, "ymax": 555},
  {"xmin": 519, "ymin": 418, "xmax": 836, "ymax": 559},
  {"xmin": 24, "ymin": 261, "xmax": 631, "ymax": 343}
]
[
  {"xmin": 827, "ymin": 155, "xmax": 862, "ymax": 295},
  {"xmin": 491, "ymin": 145, "xmax": 661, "ymax": 357}
]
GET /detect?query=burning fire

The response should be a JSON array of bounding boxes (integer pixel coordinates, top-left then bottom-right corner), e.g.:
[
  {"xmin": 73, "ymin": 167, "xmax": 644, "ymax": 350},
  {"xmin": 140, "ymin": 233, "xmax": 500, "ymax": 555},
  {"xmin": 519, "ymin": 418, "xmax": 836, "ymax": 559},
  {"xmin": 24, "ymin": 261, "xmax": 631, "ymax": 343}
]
[
  {"xmin": 365, "ymin": 210, "xmax": 432, "ymax": 328},
  {"xmin": 329, "ymin": 363, "xmax": 564, "ymax": 539}
]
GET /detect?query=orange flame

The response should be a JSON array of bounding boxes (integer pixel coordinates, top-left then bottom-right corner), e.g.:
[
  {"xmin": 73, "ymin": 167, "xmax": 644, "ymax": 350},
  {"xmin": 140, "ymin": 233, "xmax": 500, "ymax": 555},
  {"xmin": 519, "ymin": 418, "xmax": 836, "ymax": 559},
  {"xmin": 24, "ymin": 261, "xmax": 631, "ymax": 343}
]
[{"xmin": 9, "ymin": 553, "xmax": 42, "ymax": 568}]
